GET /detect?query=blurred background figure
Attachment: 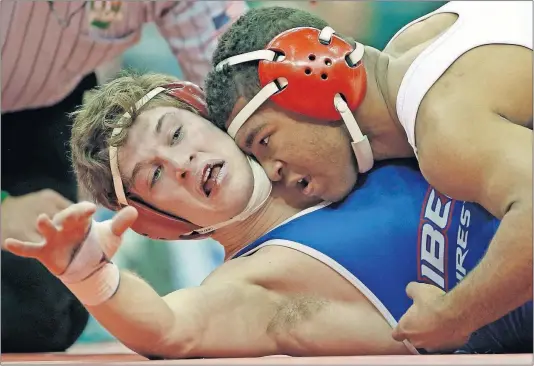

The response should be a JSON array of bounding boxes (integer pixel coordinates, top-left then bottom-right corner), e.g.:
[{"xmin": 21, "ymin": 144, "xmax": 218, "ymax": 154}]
[
  {"xmin": 250, "ymin": 1, "xmax": 445, "ymax": 49},
  {"xmin": 1, "ymin": 0, "xmax": 246, "ymax": 352}
]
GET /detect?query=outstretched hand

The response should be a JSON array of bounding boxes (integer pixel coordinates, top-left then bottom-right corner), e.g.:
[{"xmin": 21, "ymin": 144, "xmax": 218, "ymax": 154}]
[{"xmin": 4, "ymin": 202, "xmax": 138, "ymax": 276}]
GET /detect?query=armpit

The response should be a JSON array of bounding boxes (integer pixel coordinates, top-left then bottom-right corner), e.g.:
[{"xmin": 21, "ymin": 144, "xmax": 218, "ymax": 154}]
[{"xmin": 267, "ymin": 295, "xmax": 329, "ymax": 334}]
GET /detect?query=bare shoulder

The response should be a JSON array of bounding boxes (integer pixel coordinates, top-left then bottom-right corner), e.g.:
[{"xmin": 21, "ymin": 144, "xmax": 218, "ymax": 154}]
[
  {"xmin": 384, "ymin": 13, "xmax": 459, "ymax": 57},
  {"xmin": 419, "ymin": 44, "xmax": 532, "ymax": 132},
  {"xmin": 200, "ymin": 245, "xmax": 302, "ymax": 286},
  {"xmin": 205, "ymin": 244, "xmax": 366, "ymax": 303},
  {"xmin": 415, "ymin": 44, "xmax": 532, "ymax": 186},
  {"xmin": 415, "ymin": 68, "xmax": 532, "ymax": 214}
]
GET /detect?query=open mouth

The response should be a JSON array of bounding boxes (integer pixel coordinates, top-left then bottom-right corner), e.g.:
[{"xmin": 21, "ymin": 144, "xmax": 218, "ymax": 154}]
[
  {"xmin": 296, "ymin": 176, "xmax": 313, "ymax": 196},
  {"xmin": 201, "ymin": 161, "xmax": 226, "ymax": 197}
]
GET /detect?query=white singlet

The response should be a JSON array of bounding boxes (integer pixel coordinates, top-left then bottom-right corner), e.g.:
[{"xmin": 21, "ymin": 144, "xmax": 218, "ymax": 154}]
[{"xmin": 387, "ymin": 1, "xmax": 533, "ymax": 155}]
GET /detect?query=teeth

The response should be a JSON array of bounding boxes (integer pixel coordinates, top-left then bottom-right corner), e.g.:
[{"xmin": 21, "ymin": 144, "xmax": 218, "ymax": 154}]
[
  {"xmin": 203, "ymin": 166, "xmax": 212, "ymax": 184},
  {"xmin": 202, "ymin": 163, "xmax": 225, "ymax": 197},
  {"xmin": 215, "ymin": 164, "xmax": 225, "ymax": 183}
]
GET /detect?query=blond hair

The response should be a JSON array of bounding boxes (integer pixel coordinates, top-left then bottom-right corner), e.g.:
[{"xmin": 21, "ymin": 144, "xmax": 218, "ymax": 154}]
[{"xmin": 70, "ymin": 70, "xmax": 199, "ymax": 210}]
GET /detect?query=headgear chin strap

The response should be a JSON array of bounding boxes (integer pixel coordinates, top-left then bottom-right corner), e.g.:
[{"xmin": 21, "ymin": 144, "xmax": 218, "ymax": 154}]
[
  {"xmin": 216, "ymin": 26, "xmax": 374, "ymax": 173},
  {"xmin": 108, "ymin": 82, "xmax": 272, "ymax": 241}
]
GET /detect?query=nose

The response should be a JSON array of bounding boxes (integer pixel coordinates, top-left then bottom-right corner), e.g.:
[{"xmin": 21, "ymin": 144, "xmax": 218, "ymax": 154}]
[
  {"xmin": 263, "ymin": 158, "xmax": 284, "ymax": 182},
  {"xmin": 163, "ymin": 151, "xmax": 195, "ymax": 180}
]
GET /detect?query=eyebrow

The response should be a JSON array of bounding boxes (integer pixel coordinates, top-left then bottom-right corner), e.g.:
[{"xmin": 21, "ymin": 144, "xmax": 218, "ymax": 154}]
[
  {"xmin": 129, "ymin": 162, "xmax": 144, "ymax": 190},
  {"xmin": 245, "ymin": 123, "xmax": 267, "ymax": 149},
  {"xmin": 128, "ymin": 112, "xmax": 171, "ymax": 186},
  {"xmin": 155, "ymin": 112, "xmax": 170, "ymax": 135}
]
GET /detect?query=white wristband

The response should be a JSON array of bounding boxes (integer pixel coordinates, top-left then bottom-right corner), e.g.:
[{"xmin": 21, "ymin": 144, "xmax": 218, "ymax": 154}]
[
  {"xmin": 65, "ymin": 263, "xmax": 121, "ymax": 306},
  {"xmin": 59, "ymin": 222, "xmax": 121, "ymax": 306}
]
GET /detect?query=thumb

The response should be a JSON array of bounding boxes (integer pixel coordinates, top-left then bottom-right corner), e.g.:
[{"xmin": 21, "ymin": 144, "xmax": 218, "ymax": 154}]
[
  {"xmin": 110, "ymin": 206, "xmax": 138, "ymax": 237},
  {"xmin": 392, "ymin": 307, "xmax": 411, "ymax": 342},
  {"xmin": 405, "ymin": 281, "xmax": 423, "ymax": 300},
  {"xmin": 391, "ymin": 321, "xmax": 406, "ymax": 342}
]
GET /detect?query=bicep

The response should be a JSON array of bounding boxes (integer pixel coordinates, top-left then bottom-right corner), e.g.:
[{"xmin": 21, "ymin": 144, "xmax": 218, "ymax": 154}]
[
  {"xmin": 162, "ymin": 282, "xmax": 410, "ymax": 357},
  {"xmin": 418, "ymin": 110, "xmax": 532, "ymax": 218},
  {"xmin": 161, "ymin": 282, "xmax": 282, "ymax": 358}
]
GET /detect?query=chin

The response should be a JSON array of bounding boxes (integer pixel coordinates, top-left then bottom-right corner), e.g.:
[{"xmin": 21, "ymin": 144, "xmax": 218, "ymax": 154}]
[
  {"xmin": 325, "ymin": 178, "xmax": 356, "ymax": 202},
  {"xmin": 279, "ymin": 190, "xmax": 321, "ymax": 209},
  {"xmin": 220, "ymin": 193, "xmax": 250, "ymax": 214}
]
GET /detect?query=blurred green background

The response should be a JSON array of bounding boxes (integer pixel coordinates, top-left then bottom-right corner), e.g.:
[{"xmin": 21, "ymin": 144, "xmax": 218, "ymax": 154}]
[{"xmin": 78, "ymin": 0, "xmax": 446, "ymax": 343}]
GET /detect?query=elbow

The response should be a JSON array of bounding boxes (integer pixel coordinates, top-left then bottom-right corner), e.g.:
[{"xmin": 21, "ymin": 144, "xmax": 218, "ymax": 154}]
[
  {"xmin": 501, "ymin": 185, "xmax": 532, "ymax": 220},
  {"xmin": 506, "ymin": 194, "xmax": 532, "ymax": 228},
  {"xmin": 125, "ymin": 330, "xmax": 199, "ymax": 360},
  {"xmin": 517, "ymin": 193, "xmax": 532, "ymax": 213}
]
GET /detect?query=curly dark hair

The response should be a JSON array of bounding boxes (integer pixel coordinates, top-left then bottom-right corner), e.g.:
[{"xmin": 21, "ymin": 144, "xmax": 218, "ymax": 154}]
[{"xmin": 205, "ymin": 6, "xmax": 337, "ymax": 130}]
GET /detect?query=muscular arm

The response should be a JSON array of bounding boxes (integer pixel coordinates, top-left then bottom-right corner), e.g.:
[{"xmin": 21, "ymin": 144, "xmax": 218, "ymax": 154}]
[
  {"xmin": 87, "ymin": 254, "xmax": 409, "ymax": 358},
  {"xmin": 417, "ymin": 106, "xmax": 532, "ymax": 333},
  {"xmin": 87, "ymin": 272, "xmax": 281, "ymax": 359}
]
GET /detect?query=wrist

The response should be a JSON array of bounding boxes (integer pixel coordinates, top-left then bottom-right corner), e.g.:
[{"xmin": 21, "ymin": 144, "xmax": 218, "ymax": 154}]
[
  {"xmin": 64, "ymin": 263, "xmax": 121, "ymax": 307},
  {"xmin": 59, "ymin": 223, "xmax": 121, "ymax": 306},
  {"xmin": 441, "ymin": 292, "xmax": 474, "ymax": 335}
]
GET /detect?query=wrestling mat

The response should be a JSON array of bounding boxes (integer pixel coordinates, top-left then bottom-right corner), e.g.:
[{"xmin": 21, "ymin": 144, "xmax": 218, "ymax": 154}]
[{"xmin": 2, "ymin": 343, "xmax": 533, "ymax": 365}]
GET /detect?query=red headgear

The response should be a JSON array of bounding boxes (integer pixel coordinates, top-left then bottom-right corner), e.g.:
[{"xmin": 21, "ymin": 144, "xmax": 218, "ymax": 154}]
[
  {"xmin": 216, "ymin": 26, "xmax": 374, "ymax": 173},
  {"xmin": 261, "ymin": 27, "xmax": 366, "ymax": 120}
]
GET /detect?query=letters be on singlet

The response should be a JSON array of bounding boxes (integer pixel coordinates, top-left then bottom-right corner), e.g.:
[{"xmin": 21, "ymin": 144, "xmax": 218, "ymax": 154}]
[{"xmin": 417, "ymin": 188, "xmax": 471, "ymax": 291}]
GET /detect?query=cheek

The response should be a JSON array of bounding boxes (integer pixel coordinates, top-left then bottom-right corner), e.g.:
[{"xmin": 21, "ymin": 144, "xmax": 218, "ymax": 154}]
[
  {"xmin": 294, "ymin": 126, "xmax": 353, "ymax": 174},
  {"xmin": 281, "ymin": 126, "xmax": 331, "ymax": 166},
  {"xmin": 312, "ymin": 127, "xmax": 348, "ymax": 163},
  {"xmin": 222, "ymin": 140, "xmax": 243, "ymax": 160},
  {"xmin": 156, "ymin": 182, "xmax": 196, "ymax": 212}
]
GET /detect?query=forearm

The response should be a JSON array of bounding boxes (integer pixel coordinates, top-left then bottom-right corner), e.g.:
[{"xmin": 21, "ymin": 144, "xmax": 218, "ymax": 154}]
[
  {"xmin": 88, "ymin": 271, "xmax": 194, "ymax": 358},
  {"xmin": 156, "ymin": 1, "xmax": 246, "ymax": 86},
  {"xmin": 445, "ymin": 201, "xmax": 533, "ymax": 333}
]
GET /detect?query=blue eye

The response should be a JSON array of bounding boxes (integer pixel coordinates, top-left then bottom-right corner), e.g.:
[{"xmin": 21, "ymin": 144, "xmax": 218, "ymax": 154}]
[
  {"xmin": 171, "ymin": 127, "xmax": 182, "ymax": 145},
  {"xmin": 151, "ymin": 166, "xmax": 162, "ymax": 187}
]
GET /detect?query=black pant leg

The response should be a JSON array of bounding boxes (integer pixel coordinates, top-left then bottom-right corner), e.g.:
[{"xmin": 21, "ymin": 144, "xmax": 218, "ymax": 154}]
[{"xmin": 1, "ymin": 73, "xmax": 98, "ymax": 352}]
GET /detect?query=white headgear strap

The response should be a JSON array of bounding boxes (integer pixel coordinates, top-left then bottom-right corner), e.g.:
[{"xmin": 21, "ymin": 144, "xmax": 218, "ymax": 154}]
[
  {"xmin": 108, "ymin": 88, "xmax": 272, "ymax": 237},
  {"xmin": 184, "ymin": 157, "xmax": 272, "ymax": 236},
  {"xmin": 215, "ymin": 27, "xmax": 374, "ymax": 173}
]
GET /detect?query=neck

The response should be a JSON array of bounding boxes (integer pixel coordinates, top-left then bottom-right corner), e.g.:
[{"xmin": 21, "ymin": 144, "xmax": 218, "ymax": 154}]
[
  {"xmin": 212, "ymin": 195, "xmax": 301, "ymax": 260},
  {"xmin": 352, "ymin": 46, "xmax": 414, "ymax": 160}
]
